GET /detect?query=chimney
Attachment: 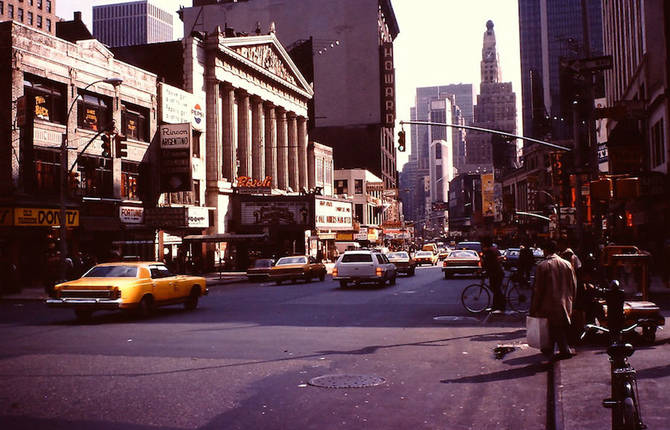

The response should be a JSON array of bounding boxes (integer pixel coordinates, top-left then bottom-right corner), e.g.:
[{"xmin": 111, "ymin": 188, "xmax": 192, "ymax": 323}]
[{"xmin": 74, "ymin": 11, "xmax": 82, "ymax": 21}]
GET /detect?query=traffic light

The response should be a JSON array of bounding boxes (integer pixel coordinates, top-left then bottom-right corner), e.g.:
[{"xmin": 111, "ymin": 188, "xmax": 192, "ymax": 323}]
[
  {"xmin": 101, "ymin": 133, "xmax": 112, "ymax": 158},
  {"xmin": 397, "ymin": 130, "xmax": 406, "ymax": 152},
  {"xmin": 115, "ymin": 134, "xmax": 128, "ymax": 158}
]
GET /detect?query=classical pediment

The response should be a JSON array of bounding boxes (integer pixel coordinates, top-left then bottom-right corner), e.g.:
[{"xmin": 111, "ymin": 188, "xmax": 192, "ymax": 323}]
[{"xmin": 218, "ymin": 35, "xmax": 313, "ymax": 97}]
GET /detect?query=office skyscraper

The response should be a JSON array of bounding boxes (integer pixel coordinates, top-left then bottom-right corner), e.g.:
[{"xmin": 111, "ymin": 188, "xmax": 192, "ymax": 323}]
[{"xmin": 93, "ymin": 0, "xmax": 173, "ymax": 47}]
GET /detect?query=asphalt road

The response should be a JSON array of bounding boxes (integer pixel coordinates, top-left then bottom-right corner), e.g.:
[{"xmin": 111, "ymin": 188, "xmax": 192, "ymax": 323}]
[{"xmin": 0, "ymin": 265, "xmax": 550, "ymax": 430}]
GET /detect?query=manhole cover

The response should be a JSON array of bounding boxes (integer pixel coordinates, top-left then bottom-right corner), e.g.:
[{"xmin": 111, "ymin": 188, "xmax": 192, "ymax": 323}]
[{"xmin": 308, "ymin": 374, "xmax": 386, "ymax": 388}]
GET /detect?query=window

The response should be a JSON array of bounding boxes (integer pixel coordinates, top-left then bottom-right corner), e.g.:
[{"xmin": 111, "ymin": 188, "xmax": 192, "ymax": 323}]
[
  {"xmin": 33, "ymin": 149, "xmax": 60, "ymax": 195},
  {"xmin": 37, "ymin": 14, "xmax": 42, "ymax": 28},
  {"xmin": 46, "ymin": 0, "xmax": 51, "ymax": 13},
  {"xmin": 435, "ymin": 143, "xmax": 442, "ymax": 159},
  {"xmin": 334, "ymin": 179, "xmax": 348, "ymax": 195},
  {"xmin": 193, "ymin": 180, "xmax": 201, "ymax": 205},
  {"xmin": 46, "ymin": 18, "xmax": 50, "ymax": 32},
  {"xmin": 28, "ymin": 11, "xmax": 32, "ymax": 25},
  {"xmin": 29, "ymin": 0, "xmax": 33, "ymax": 5},
  {"xmin": 355, "ymin": 204, "xmax": 363, "ymax": 222},
  {"xmin": 192, "ymin": 130, "xmax": 201, "ymax": 157},
  {"xmin": 121, "ymin": 102, "xmax": 148, "ymax": 141},
  {"xmin": 18, "ymin": 8, "xmax": 23, "ymax": 21},
  {"xmin": 651, "ymin": 118, "xmax": 665, "ymax": 167},
  {"xmin": 77, "ymin": 156, "xmax": 113, "ymax": 198},
  {"xmin": 24, "ymin": 74, "xmax": 66, "ymax": 124},
  {"xmin": 355, "ymin": 179, "xmax": 363, "ymax": 194},
  {"xmin": 37, "ymin": 0, "xmax": 42, "ymax": 9},
  {"xmin": 121, "ymin": 162, "xmax": 140, "ymax": 200},
  {"xmin": 8, "ymin": 4, "xmax": 13, "ymax": 18},
  {"xmin": 0, "ymin": 2, "xmax": 3, "ymax": 15},
  {"xmin": 77, "ymin": 92, "xmax": 111, "ymax": 132}
]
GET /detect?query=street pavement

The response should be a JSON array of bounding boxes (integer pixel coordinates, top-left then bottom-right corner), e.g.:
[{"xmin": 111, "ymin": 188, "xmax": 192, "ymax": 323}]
[{"xmin": 0, "ymin": 265, "xmax": 668, "ymax": 429}]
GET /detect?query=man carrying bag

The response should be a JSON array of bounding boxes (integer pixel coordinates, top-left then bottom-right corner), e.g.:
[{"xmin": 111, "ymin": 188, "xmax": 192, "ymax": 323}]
[{"xmin": 529, "ymin": 240, "xmax": 577, "ymax": 359}]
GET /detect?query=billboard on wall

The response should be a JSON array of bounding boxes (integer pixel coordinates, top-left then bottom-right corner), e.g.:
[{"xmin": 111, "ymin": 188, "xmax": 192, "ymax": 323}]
[
  {"xmin": 240, "ymin": 201, "xmax": 311, "ymax": 226},
  {"xmin": 160, "ymin": 123, "xmax": 192, "ymax": 192},
  {"xmin": 314, "ymin": 198, "xmax": 353, "ymax": 231},
  {"xmin": 481, "ymin": 173, "xmax": 495, "ymax": 218},
  {"xmin": 379, "ymin": 42, "xmax": 395, "ymax": 127},
  {"xmin": 160, "ymin": 84, "xmax": 205, "ymax": 131}
]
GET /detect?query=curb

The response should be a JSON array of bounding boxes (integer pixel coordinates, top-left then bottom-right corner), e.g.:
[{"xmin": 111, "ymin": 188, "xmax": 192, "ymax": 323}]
[{"xmin": 553, "ymin": 359, "xmax": 565, "ymax": 430}]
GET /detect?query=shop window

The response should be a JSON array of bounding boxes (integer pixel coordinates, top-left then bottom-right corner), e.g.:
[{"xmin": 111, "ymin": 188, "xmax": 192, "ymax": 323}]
[
  {"xmin": 121, "ymin": 102, "xmax": 148, "ymax": 142},
  {"xmin": 121, "ymin": 161, "xmax": 140, "ymax": 201},
  {"xmin": 24, "ymin": 74, "xmax": 66, "ymax": 124},
  {"xmin": 33, "ymin": 148, "xmax": 60, "ymax": 195},
  {"xmin": 192, "ymin": 130, "xmax": 201, "ymax": 157},
  {"xmin": 77, "ymin": 156, "xmax": 113, "ymax": 198},
  {"xmin": 355, "ymin": 179, "xmax": 363, "ymax": 194},
  {"xmin": 334, "ymin": 179, "xmax": 348, "ymax": 195},
  {"xmin": 77, "ymin": 92, "xmax": 111, "ymax": 132},
  {"xmin": 168, "ymin": 181, "xmax": 197, "ymax": 206}
]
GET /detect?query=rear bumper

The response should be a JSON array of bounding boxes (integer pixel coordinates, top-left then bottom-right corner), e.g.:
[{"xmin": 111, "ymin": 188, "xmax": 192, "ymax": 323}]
[
  {"xmin": 333, "ymin": 275, "xmax": 383, "ymax": 283},
  {"xmin": 442, "ymin": 266, "xmax": 481, "ymax": 274},
  {"xmin": 45, "ymin": 298, "xmax": 125, "ymax": 310}
]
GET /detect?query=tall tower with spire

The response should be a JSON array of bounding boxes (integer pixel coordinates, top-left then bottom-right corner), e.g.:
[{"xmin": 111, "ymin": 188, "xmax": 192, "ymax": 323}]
[{"xmin": 464, "ymin": 20, "xmax": 517, "ymax": 176}]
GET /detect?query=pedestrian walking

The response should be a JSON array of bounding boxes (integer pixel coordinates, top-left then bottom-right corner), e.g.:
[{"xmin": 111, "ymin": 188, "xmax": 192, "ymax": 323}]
[
  {"xmin": 518, "ymin": 243, "xmax": 535, "ymax": 285},
  {"xmin": 481, "ymin": 237, "xmax": 505, "ymax": 311},
  {"xmin": 530, "ymin": 240, "xmax": 577, "ymax": 359}
]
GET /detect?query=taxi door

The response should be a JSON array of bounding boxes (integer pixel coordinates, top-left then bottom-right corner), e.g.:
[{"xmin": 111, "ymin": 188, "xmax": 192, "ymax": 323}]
[{"xmin": 149, "ymin": 264, "xmax": 179, "ymax": 303}]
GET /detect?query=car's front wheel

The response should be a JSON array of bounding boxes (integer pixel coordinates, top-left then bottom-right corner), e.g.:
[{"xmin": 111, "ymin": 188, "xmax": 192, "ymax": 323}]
[{"xmin": 184, "ymin": 287, "xmax": 200, "ymax": 310}]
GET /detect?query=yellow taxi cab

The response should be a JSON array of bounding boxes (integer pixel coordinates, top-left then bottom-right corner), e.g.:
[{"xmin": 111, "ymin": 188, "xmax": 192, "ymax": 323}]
[{"xmin": 46, "ymin": 261, "xmax": 207, "ymax": 320}]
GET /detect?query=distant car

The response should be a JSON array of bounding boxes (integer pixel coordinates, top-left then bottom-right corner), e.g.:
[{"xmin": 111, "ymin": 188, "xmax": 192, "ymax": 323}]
[
  {"xmin": 46, "ymin": 262, "xmax": 207, "ymax": 320},
  {"xmin": 442, "ymin": 249, "xmax": 481, "ymax": 279},
  {"xmin": 269, "ymin": 256, "xmax": 326, "ymax": 285},
  {"xmin": 332, "ymin": 250, "xmax": 397, "ymax": 288},
  {"xmin": 456, "ymin": 241, "xmax": 483, "ymax": 254},
  {"xmin": 246, "ymin": 258, "xmax": 274, "ymax": 281},
  {"xmin": 502, "ymin": 248, "xmax": 520, "ymax": 270},
  {"xmin": 532, "ymin": 248, "xmax": 545, "ymax": 261},
  {"xmin": 414, "ymin": 250, "xmax": 438, "ymax": 266},
  {"xmin": 387, "ymin": 251, "xmax": 416, "ymax": 276},
  {"xmin": 437, "ymin": 249, "xmax": 449, "ymax": 261}
]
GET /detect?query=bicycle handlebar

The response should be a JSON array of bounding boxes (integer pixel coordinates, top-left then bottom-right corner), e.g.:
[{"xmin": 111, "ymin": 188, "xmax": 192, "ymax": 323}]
[{"xmin": 580, "ymin": 323, "xmax": 640, "ymax": 340}]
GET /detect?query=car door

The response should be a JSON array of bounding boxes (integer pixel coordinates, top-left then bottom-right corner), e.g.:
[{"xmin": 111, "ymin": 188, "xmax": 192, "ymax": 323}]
[
  {"xmin": 149, "ymin": 264, "xmax": 178, "ymax": 303},
  {"xmin": 381, "ymin": 254, "xmax": 396, "ymax": 277}
]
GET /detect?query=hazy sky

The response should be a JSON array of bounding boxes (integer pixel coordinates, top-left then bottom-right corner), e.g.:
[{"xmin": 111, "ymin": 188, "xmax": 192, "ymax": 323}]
[{"xmin": 57, "ymin": 0, "xmax": 523, "ymax": 169}]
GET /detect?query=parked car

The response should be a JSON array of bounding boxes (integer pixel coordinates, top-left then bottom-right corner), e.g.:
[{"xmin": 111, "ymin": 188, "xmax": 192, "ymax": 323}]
[
  {"xmin": 332, "ymin": 250, "xmax": 397, "ymax": 288},
  {"xmin": 46, "ymin": 262, "xmax": 207, "ymax": 320},
  {"xmin": 532, "ymin": 247, "xmax": 545, "ymax": 261},
  {"xmin": 502, "ymin": 248, "xmax": 520, "ymax": 270},
  {"xmin": 442, "ymin": 249, "xmax": 481, "ymax": 279},
  {"xmin": 246, "ymin": 258, "xmax": 274, "ymax": 281},
  {"xmin": 387, "ymin": 251, "xmax": 416, "ymax": 276},
  {"xmin": 413, "ymin": 250, "xmax": 438, "ymax": 266},
  {"xmin": 269, "ymin": 255, "xmax": 326, "ymax": 285}
]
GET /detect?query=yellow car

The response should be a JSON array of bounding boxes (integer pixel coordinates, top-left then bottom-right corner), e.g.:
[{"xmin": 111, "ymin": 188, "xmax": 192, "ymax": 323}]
[{"xmin": 46, "ymin": 261, "xmax": 207, "ymax": 320}]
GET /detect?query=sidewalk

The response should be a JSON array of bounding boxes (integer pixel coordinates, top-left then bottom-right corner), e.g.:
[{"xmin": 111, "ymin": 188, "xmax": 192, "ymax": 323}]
[
  {"xmin": 556, "ymin": 275, "xmax": 670, "ymax": 429},
  {"xmin": 0, "ymin": 271, "xmax": 248, "ymax": 301}
]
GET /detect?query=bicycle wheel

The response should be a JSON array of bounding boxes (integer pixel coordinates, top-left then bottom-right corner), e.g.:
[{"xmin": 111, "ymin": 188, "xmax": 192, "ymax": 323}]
[
  {"xmin": 507, "ymin": 283, "xmax": 531, "ymax": 313},
  {"xmin": 461, "ymin": 283, "xmax": 492, "ymax": 314},
  {"xmin": 621, "ymin": 382, "xmax": 643, "ymax": 430}
]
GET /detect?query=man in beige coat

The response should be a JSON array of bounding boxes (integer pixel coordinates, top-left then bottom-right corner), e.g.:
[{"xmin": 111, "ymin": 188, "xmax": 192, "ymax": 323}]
[{"xmin": 530, "ymin": 241, "xmax": 577, "ymax": 359}]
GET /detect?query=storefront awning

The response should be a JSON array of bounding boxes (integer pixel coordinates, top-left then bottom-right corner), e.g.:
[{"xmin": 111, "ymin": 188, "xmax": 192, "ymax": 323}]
[{"xmin": 182, "ymin": 233, "xmax": 269, "ymax": 243}]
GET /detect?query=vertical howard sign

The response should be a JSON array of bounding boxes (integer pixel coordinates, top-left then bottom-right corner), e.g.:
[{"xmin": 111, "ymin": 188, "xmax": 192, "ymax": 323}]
[{"xmin": 380, "ymin": 42, "xmax": 395, "ymax": 128}]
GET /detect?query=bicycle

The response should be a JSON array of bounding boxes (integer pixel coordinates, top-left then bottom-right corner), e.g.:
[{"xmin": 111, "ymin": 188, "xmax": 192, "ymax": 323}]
[
  {"xmin": 504, "ymin": 268, "xmax": 533, "ymax": 313},
  {"xmin": 460, "ymin": 271, "xmax": 530, "ymax": 314},
  {"xmin": 580, "ymin": 281, "xmax": 646, "ymax": 430}
]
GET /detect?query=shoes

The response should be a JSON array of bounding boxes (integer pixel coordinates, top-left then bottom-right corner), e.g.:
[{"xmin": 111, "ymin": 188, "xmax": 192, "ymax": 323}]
[{"xmin": 554, "ymin": 350, "xmax": 577, "ymax": 360}]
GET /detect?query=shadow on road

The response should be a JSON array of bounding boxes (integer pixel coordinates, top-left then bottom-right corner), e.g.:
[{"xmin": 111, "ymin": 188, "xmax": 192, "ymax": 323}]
[{"xmin": 440, "ymin": 361, "xmax": 550, "ymax": 384}]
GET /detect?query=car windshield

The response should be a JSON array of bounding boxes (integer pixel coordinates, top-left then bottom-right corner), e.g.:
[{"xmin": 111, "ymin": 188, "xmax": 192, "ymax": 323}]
[
  {"xmin": 276, "ymin": 257, "xmax": 307, "ymax": 265},
  {"xmin": 83, "ymin": 265, "xmax": 138, "ymax": 278},
  {"xmin": 341, "ymin": 254, "xmax": 373, "ymax": 263},
  {"xmin": 253, "ymin": 259, "xmax": 273, "ymax": 268},
  {"xmin": 388, "ymin": 252, "xmax": 409, "ymax": 259},
  {"xmin": 457, "ymin": 242, "xmax": 482, "ymax": 252},
  {"xmin": 449, "ymin": 250, "xmax": 478, "ymax": 258}
]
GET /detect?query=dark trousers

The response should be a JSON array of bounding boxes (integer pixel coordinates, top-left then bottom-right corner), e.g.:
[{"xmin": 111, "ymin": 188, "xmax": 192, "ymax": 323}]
[
  {"xmin": 489, "ymin": 272, "xmax": 505, "ymax": 310},
  {"xmin": 549, "ymin": 320, "xmax": 572, "ymax": 354}
]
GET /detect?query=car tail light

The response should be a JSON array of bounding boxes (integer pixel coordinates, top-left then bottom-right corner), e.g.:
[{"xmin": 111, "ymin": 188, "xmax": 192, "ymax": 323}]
[
  {"xmin": 478, "ymin": 260, "xmax": 482, "ymax": 267},
  {"xmin": 443, "ymin": 261, "xmax": 447, "ymax": 267},
  {"xmin": 332, "ymin": 267, "xmax": 338, "ymax": 277},
  {"xmin": 376, "ymin": 267, "xmax": 383, "ymax": 277}
]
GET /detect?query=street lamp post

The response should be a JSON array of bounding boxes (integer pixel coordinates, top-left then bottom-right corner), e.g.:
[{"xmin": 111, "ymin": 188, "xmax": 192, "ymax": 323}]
[{"xmin": 58, "ymin": 77, "xmax": 122, "ymax": 280}]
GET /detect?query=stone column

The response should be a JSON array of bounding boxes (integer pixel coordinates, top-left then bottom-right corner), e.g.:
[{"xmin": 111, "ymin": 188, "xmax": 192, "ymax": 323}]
[
  {"xmin": 237, "ymin": 91, "xmax": 251, "ymax": 177},
  {"xmin": 251, "ymin": 96, "xmax": 265, "ymax": 180},
  {"xmin": 276, "ymin": 109, "xmax": 289, "ymax": 190},
  {"xmin": 264, "ymin": 104, "xmax": 277, "ymax": 188},
  {"xmin": 205, "ymin": 79, "xmax": 221, "ymax": 185},
  {"xmin": 298, "ymin": 116, "xmax": 308, "ymax": 190},
  {"xmin": 222, "ymin": 84, "xmax": 236, "ymax": 181},
  {"xmin": 287, "ymin": 112, "xmax": 299, "ymax": 192}
]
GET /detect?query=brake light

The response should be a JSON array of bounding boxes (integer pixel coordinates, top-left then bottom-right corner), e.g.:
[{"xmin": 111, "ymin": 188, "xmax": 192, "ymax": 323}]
[
  {"xmin": 332, "ymin": 267, "xmax": 338, "ymax": 277},
  {"xmin": 478, "ymin": 261, "xmax": 482, "ymax": 267},
  {"xmin": 376, "ymin": 267, "xmax": 383, "ymax": 276},
  {"xmin": 443, "ymin": 261, "xmax": 447, "ymax": 267}
]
